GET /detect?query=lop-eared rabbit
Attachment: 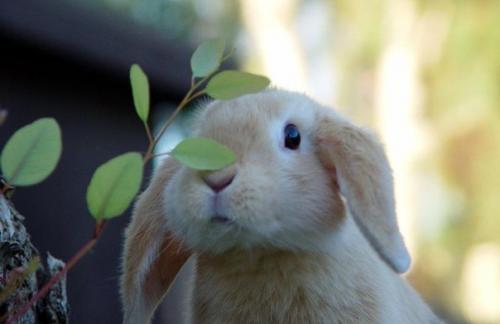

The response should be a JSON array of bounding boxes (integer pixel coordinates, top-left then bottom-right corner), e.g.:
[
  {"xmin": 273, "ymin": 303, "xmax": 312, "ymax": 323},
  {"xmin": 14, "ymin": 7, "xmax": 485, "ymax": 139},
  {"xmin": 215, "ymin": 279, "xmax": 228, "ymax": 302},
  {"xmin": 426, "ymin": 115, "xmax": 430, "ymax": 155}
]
[{"xmin": 121, "ymin": 90, "xmax": 442, "ymax": 323}]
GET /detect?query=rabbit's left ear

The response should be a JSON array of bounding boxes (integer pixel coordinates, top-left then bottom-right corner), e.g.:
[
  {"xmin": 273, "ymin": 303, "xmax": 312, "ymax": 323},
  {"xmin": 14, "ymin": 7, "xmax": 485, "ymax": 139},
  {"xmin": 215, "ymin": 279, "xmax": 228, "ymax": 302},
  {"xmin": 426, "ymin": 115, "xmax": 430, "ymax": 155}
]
[
  {"xmin": 316, "ymin": 113, "xmax": 410, "ymax": 273},
  {"xmin": 121, "ymin": 159, "xmax": 191, "ymax": 323}
]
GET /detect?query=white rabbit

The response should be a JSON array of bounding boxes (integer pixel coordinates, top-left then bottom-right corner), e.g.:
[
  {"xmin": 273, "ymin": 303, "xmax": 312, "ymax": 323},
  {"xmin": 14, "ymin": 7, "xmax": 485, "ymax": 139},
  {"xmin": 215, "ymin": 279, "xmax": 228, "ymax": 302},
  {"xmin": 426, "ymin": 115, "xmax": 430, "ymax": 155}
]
[{"xmin": 121, "ymin": 89, "xmax": 443, "ymax": 323}]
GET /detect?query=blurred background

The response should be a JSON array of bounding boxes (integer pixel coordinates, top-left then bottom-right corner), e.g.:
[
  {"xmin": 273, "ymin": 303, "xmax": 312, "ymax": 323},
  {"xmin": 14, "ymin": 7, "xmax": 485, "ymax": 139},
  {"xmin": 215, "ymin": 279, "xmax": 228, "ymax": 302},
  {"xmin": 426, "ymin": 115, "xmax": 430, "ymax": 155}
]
[{"xmin": 1, "ymin": 0, "xmax": 499, "ymax": 323}]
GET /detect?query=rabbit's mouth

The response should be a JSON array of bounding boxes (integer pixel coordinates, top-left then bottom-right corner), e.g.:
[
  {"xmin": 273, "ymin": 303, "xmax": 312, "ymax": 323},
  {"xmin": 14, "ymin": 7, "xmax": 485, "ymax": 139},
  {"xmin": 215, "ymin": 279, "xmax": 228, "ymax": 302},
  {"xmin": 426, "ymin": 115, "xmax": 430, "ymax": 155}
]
[
  {"xmin": 210, "ymin": 214, "xmax": 234, "ymax": 225},
  {"xmin": 208, "ymin": 190, "xmax": 236, "ymax": 225}
]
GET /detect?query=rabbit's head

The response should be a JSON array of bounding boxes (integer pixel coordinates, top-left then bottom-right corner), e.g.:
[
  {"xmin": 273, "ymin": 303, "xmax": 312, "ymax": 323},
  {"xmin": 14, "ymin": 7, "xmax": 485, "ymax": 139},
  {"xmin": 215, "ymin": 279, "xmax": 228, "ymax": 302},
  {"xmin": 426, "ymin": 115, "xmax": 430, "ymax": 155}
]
[
  {"xmin": 165, "ymin": 89, "xmax": 410, "ymax": 273},
  {"xmin": 121, "ymin": 89, "xmax": 411, "ymax": 323}
]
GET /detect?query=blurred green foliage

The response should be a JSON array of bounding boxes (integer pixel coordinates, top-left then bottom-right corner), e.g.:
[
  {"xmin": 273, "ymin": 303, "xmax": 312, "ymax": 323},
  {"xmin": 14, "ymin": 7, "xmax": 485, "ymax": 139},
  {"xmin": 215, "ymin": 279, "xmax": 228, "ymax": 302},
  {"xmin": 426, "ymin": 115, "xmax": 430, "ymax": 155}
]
[
  {"xmin": 423, "ymin": 2, "xmax": 500, "ymax": 319},
  {"xmin": 82, "ymin": 0, "xmax": 240, "ymax": 43},
  {"xmin": 333, "ymin": 0, "xmax": 500, "ymax": 320}
]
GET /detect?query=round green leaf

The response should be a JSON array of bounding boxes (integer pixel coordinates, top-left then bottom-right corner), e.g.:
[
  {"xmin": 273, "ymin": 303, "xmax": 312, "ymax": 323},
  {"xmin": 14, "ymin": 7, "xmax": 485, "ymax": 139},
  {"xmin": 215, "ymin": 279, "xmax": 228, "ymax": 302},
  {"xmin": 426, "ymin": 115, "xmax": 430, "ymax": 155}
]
[
  {"xmin": 130, "ymin": 64, "xmax": 150, "ymax": 123},
  {"xmin": 170, "ymin": 138, "xmax": 236, "ymax": 171},
  {"xmin": 86, "ymin": 152, "xmax": 143, "ymax": 219},
  {"xmin": 191, "ymin": 38, "xmax": 225, "ymax": 78},
  {"xmin": 1, "ymin": 118, "xmax": 62, "ymax": 186},
  {"xmin": 205, "ymin": 71, "xmax": 270, "ymax": 100}
]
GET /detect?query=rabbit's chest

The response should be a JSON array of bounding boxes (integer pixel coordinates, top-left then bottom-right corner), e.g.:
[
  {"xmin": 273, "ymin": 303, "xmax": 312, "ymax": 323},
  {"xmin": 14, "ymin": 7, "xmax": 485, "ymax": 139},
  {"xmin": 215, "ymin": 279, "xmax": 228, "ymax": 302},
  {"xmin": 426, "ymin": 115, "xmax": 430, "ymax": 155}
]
[
  {"xmin": 190, "ymin": 267, "xmax": 380, "ymax": 324},
  {"xmin": 192, "ymin": 271, "xmax": 327, "ymax": 323}
]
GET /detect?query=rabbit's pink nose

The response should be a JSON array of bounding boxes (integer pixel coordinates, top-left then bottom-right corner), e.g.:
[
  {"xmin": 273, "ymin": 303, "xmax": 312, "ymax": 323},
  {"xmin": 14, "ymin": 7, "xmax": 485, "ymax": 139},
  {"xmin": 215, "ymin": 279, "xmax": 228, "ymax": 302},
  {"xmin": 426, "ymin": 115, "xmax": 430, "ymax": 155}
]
[{"xmin": 203, "ymin": 173, "xmax": 235, "ymax": 193}]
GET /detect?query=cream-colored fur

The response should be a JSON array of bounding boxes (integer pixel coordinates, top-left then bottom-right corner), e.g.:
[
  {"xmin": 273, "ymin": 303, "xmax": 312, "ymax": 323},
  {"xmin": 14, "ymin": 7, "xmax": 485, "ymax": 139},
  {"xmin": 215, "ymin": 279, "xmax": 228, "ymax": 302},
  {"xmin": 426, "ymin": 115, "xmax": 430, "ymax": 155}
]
[{"xmin": 121, "ymin": 89, "xmax": 442, "ymax": 323}]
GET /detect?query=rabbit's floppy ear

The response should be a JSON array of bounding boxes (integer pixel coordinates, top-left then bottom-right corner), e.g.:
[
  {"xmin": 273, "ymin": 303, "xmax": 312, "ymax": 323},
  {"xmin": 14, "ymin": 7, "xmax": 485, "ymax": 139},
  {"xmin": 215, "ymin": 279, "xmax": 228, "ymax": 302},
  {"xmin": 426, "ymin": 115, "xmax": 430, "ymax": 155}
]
[
  {"xmin": 121, "ymin": 159, "xmax": 191, "ymax": 324},
  {"xmin": 316, "ymin": 113, "xmax": 410, "ymax": 273}
]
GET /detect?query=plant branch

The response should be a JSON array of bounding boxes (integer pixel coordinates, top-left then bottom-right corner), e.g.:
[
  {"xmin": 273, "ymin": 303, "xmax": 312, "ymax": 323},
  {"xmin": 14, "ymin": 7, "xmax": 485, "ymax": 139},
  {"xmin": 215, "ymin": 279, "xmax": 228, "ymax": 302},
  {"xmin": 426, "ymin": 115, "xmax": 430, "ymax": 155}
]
[
  {"xmin": 6, "ymin": 220, "xmax": 107, "ymax": 324},
  {"xmin": 5, "ymin": 51, "xmax": 232, "ymax": 321},
  {"xmin": 189, "ymin": 90, "xmax": 205, "ymax": 102},
  {"xmin": 221, "ymin": 47, "xmax": 236, "ymax": 63},
  {"xmin": 144, "ymin": 122, "xmax": 154, "ymax": 146},
  {"xmin": 142, "ymin": 77, "xmax": 209, "ymax": 165},
  {"xmin": 150, "ymin": 151, "xmax": 171, "ymax": 159},
  {"xmin": 144, "ymin": 51, "xmax": 233, "ymax": 164},
  {"xmin": 152, "ymin": 81, "xmax": 201, "ymax": 145}
]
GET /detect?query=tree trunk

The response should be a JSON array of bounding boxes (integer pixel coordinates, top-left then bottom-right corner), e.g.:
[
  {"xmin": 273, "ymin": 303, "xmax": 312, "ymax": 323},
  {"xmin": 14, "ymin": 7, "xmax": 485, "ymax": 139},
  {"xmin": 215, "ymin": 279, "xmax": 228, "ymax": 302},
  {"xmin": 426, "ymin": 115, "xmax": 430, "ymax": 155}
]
[{"xmin": 0, "ymin": 195, "xmax": 69, "ymax": 323}]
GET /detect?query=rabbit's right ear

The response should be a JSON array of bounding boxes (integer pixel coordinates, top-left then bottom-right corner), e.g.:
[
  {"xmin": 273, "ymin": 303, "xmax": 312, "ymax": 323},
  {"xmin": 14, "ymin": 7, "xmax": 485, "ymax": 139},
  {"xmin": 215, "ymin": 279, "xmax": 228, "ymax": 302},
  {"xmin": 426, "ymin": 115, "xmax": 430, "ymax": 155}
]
[
  {"xmin": 121, "ymin": 159, "xmax": 191, "ymax": 324},
  {"xmin": 316, "ymin": 112, "xmax": 410, "ymax": 273}
]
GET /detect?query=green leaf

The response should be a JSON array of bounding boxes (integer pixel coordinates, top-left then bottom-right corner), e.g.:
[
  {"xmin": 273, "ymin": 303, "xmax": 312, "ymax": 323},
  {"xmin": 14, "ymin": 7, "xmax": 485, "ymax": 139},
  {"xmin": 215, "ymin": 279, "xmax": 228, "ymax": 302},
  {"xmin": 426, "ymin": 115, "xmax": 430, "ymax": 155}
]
[
  {"xmin": 130, "ymin": 64, "xmax": 150, "ymax": 123},
  {"xmin": 205, "ymin": 70, "xmax": 270, "ymax": 100},
  {"xmin": 191, "ymin": 38, "xmax": 225, "ymax": 77},
  {"xmin": 1, "ymin": 118, "xmax": 62, "ymax": 186},
  {"xmin": 170, "ymin": 138, "xmax": 236, "ymax": 171},
  {"xmin": 86, "ymin": 152, "xmax": 143, "ymax": 219}
]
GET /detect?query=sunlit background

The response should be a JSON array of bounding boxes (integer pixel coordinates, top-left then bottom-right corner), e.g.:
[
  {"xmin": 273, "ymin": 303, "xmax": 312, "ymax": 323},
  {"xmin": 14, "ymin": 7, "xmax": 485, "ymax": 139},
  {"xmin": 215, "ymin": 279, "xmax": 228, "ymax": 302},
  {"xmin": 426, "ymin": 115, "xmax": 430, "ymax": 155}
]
[
  {"xmin": 3, "ymin": 0, "xmax": 499, "ymax": 323},
  {"xmin": 88, "ymin": 0, "xmax": 499, "ymax": 323}
]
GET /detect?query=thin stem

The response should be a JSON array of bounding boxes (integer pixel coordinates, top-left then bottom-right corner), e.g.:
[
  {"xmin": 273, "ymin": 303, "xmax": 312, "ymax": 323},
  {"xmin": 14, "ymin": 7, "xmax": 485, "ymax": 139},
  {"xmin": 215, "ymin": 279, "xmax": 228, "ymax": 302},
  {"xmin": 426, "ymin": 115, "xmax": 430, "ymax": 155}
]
[
  {"xmin": 145, "ymin": 89, "xmax": 206, "ymax": 164},
  {"xmin": 150, "ymin": 151, "xmax": 171, "ymax": 159},
  {"xmin": 151, "ymin": 96, "xmax": 190, "ymax": 149},
  {"xmin": 189, "ymin": 90, "xmax": 205, "ymax": 102},
  {"xmin": 142, "ymin": 122, "xmax": 161, "ymax": 163},
  {"xmin": 143, "ymin": 145, "xmax": 154, "ymax": 165},
  {"xmin": 150, "ymin": 77, "xmax": 207, "ymax": 154},
  {"xmin": 150, "ymin": 55, "xmax": 235, "ymax": 153},
  {"xmin": 143, "ymin": 76, "xmax": 206, "ymax": 164},
  {"xmin": 221, "ymin": 47, "xmax": 236, "ymax": 63},
  {"xmin": 6, "ymin": 221, "xmax": 107, "ymax": 324},
  {"xmin": 144, "ymin": 122, "xmax": 154, "ymax": 146}
]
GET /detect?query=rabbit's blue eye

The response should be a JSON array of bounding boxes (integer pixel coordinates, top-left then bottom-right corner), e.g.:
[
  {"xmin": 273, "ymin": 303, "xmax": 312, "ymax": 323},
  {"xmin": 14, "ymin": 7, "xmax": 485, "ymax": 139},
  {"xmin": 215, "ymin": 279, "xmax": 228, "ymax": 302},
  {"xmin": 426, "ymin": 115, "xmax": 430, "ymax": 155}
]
[{"xmin": 284, "ymin": 124, "xmax": 301, "ymax": 150}]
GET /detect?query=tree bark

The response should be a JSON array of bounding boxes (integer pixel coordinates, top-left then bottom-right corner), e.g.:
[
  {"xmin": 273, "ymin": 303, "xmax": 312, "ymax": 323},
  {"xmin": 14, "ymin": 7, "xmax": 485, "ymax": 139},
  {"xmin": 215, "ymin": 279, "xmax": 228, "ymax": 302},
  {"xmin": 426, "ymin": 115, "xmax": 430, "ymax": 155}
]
[{"xmin": 0, "ymin": 195, "xmax": 69, "ymax": 323}]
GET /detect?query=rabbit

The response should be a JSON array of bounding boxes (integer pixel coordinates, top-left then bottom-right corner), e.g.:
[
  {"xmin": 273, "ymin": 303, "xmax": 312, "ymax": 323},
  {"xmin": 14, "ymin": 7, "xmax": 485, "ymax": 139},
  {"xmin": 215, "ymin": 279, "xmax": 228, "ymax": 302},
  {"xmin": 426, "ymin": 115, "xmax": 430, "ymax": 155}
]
[{"xmin": 120, "ymin": 89, "xmax": 443, "ymax": 324}]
